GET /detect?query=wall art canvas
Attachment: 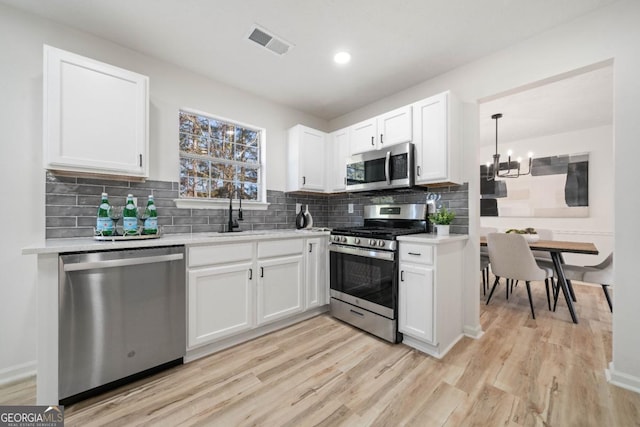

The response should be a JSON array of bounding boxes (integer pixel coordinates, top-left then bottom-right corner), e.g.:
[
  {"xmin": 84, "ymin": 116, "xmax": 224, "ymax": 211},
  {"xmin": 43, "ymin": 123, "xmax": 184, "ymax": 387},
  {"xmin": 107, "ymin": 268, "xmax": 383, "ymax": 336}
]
[{"xmin": 480, "ymin": 153, "xmax": 589, "ymax": 217}]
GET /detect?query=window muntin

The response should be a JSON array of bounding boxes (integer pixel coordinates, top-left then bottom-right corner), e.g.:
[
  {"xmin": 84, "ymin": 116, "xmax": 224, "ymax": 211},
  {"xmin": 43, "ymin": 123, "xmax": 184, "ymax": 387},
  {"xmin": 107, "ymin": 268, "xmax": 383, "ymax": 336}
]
[{"xmin": 179, "ymin": 111, "xmax": 262, "ymax": 201}]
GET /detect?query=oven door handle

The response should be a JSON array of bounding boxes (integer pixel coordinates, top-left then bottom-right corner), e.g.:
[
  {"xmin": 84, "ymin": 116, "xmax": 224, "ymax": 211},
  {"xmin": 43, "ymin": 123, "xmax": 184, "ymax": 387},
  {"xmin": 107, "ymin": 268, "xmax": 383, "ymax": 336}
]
[
  {"xmin": 329, "ymin": 244, "xmax": 395, "ymax": 261},
  {"xmin": 385, "ymin": 150, "xmax": 391, "ymax": 185}
]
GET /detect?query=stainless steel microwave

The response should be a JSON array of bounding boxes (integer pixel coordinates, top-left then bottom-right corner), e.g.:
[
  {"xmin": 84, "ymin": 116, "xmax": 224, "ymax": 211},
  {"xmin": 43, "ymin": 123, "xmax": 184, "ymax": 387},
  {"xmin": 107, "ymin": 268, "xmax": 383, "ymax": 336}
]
[{"xmin": 345, "ymin": 142, "xmax": 415, "ymax": 192}]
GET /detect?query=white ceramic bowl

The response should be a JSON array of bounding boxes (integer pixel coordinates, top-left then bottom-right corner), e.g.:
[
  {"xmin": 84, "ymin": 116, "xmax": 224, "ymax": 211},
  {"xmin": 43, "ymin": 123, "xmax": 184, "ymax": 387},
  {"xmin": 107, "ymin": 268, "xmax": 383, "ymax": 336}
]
[{"xmin": 523, "ymin": 234, "xmax": 540, "ymax": 242}]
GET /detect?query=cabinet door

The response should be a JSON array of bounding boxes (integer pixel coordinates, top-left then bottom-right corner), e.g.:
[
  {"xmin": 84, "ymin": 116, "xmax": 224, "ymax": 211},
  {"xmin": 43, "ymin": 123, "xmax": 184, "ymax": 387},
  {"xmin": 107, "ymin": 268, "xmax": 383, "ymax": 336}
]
[
  {"xmin": 299, "ymin": 127, "xmax": 326, "ymax": 190},
  {"xmin": 378, "ymin": 105, "xmax": 412, "ymax": 148},
  {"xmin": 398, "ymin": 263, "xmax": 435, "ymax": 344},
  {"xmin": 43, "ymin": 45, "xmax": 148, "ymax": 177},
  {"xmin": 349, "ymin": 118, "xmax": 377, "ymax": 155},
  {"xmin": 327, "ymin": 128, "xmax": 349, "ymax": 192},
  {"xmin": 305, "ymin": 237, "xmax": 328, "ymax": 309},
  {"xmin": 413, "ymin": 93, "xmax": 449, "ymax": 184},
  {"xmin": 257, "ymin": 255, "xmax": 304, "ymax": 325},
  {"xmin": 188, "ymin": 262, "xmax": 253, "ymax": 348}
]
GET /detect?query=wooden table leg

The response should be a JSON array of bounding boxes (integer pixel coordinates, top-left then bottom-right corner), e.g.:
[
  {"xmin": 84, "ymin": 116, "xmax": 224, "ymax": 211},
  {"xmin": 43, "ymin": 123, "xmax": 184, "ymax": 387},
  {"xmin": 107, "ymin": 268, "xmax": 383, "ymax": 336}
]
[{"xmin": 551, "ymin": 252, "xmax": 578, "ymax": 324}]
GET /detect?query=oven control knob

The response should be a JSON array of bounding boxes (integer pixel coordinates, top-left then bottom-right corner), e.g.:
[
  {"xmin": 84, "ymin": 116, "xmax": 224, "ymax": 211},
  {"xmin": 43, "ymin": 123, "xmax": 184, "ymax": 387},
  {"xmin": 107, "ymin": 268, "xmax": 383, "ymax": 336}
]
[
  {"xmin": 340, "ymin": 236, "xmax": 347, "ymax": 243},
  {"xmin": 378, "ymin": 240, "xmax": 385, "ymax": 247},
  {"xmin": 354, "ymin": 238, "xmax": 360, "ymax": 244},
  {"xmin": 369, "ymin": 239, "xmax": 376, "ymax": 246},
  {"xmin": 333, "ymin": 236, "xmax": 340, "ymax": 242}
]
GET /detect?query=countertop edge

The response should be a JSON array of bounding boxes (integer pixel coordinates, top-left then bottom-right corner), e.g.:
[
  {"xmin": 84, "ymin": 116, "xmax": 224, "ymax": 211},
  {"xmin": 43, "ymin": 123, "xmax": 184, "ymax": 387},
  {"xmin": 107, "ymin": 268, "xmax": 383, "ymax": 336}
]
[
  {"xmin": 396, "ymin": 233, "xmax": 469, "ymax": 243},
  {"xmin": 23, "ymin": 229, "xmax": 331, "ymax": 255}
]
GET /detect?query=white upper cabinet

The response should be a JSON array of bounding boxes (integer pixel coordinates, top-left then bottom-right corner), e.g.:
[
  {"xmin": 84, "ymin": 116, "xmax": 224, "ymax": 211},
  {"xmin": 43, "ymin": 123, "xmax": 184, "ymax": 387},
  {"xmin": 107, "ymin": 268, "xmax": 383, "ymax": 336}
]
[
  {"xmin": 326, "ymin": 127, "xmax": 349, "ymax": 192},
  {"xmin": 349, "ymin": 105, "xmax": 412, "ymax": 155},
  {"xmin": 287, "ymin": 125, "xmax": 326, "ymax": 192},
  {"xmin": 412, "ymin": 91, "xmax": 462, "ymax": 185},
  {"xmin": 43, "ymin": 45, "xmax": 149, "ymax": 178}
]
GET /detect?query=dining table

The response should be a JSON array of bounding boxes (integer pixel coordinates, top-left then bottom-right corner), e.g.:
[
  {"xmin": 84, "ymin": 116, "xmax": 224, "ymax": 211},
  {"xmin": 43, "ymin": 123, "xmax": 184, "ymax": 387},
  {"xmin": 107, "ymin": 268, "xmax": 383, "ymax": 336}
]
[{"xmin": 480, "ymin": 236, "xmax": 599, "ymax": 324}]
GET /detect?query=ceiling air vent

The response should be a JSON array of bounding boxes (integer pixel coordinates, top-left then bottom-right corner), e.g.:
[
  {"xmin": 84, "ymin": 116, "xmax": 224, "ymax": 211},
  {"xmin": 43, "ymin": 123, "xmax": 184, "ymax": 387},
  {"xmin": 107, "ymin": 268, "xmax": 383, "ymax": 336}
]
[{"xmin": 247, "ymin": 24, "xmax": 293, "ymax": 56}]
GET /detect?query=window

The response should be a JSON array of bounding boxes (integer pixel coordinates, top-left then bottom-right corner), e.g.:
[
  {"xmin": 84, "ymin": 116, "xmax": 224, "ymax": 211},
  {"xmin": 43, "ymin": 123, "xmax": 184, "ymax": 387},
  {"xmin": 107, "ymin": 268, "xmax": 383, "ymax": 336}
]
[{"xmin": 178, "ymin": 110, "xmax": 263, "ymax": 202}]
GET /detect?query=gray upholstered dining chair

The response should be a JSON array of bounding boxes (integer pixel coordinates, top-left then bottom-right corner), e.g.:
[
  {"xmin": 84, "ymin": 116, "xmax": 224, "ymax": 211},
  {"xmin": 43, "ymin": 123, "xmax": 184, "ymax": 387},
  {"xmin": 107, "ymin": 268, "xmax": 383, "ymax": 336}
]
[
  {"xmin": 480, "ymin": 227, "xmax": 497, "ymax": 295},
  {"xmin": 556, "ymin": 253, "xmax": 613, "ymax": 312},
  {"xmin": 486, "ymin": 233, "xmax": 554, "ymax": 319}
]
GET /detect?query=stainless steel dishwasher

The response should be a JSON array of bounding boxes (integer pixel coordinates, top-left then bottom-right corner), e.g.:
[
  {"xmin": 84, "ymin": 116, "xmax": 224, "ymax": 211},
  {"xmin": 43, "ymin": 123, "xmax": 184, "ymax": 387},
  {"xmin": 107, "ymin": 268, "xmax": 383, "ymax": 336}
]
[{"xmin": 58, "ymin": 246, "xmax": 186, "ymax": 404}]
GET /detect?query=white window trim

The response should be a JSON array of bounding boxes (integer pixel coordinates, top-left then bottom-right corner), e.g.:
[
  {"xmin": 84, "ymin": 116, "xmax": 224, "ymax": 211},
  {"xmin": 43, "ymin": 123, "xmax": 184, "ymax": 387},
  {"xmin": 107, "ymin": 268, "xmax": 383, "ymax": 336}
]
[{"xmin": 178, "ymin": 107, "xmax": 267, "ymax": 205}]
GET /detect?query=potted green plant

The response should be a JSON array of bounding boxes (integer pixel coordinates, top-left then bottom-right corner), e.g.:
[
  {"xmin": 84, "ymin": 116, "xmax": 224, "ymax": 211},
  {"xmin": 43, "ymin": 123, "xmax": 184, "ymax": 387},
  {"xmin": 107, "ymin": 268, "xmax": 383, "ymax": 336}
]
[{"xmin": 429, "ymin": 206, "xmax": 456, "ymax": 236}]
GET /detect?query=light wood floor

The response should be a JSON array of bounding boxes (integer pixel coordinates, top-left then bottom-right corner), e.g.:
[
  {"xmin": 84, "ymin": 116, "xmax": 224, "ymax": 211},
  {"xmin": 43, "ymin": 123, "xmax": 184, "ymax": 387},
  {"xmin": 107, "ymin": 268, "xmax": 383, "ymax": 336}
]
[{"xmin": 3, "ymin": 282, "xmax": 639, "ymax": 426}]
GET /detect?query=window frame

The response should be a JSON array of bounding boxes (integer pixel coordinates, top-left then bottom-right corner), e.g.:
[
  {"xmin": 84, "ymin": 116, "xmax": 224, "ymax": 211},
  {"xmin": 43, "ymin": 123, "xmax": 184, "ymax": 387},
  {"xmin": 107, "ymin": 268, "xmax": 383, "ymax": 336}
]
[{"xmin": 175, "ymin": 108, "xmax": 268, "ymax": 210}]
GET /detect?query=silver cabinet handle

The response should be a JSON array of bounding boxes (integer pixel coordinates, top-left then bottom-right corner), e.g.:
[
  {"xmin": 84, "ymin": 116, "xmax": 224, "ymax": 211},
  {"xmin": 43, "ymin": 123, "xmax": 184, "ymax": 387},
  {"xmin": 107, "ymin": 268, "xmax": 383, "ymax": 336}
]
[
  {"xmin": 260, "ymin": 267, "xmax": 264, "ymax": 277},
  {"xmin": 417, "ymin": 165, "xmax": 421, "ymax": 176},
  {"xmin": 400, "ymin": 270, "xmax": 405, "ymax": 281},
  {"xmin": 249, "ymin": 268, "xmax": 253, "ymax": 280},
  {"xmin": 385, "ymin": 151, "xmax": 391, "ymax": 185},
  {"xmin": 139, "ymin": 154, "xmax": 143, "ymax": 167},
  {"xmin": 309, "ymin": 243, "xmax": 313, "ymax": 253},
  {"xmin": 408, "ymin": 252, "xmax": 421, "ymax": 256},
  {"xmin": 371, "ymin": 136, "xmax": 374, "ymax": 146},
  {"xmin": 302, "ymin": 176, "xmax": 306, "ymax": 185},
  {"xmin": 380, "ymin": 133, "xmax": 384, "ymax": 144}
]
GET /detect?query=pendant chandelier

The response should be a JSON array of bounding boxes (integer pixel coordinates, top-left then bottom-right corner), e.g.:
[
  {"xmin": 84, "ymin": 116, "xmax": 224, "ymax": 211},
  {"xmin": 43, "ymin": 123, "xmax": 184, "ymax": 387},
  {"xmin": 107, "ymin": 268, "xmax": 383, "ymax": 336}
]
[{"xmin": 486, "ymin": 113, "xmax": 533, "ymax": 181}]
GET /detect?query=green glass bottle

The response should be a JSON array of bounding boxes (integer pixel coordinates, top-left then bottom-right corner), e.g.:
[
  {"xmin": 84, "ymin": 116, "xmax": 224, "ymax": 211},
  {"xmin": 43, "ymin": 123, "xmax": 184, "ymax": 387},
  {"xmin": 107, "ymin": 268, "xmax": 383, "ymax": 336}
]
[
  {"xmin": 95, "ymin": 192, "xmax": 113, "ymax": 236},
  {"xmin": 142, "ymin": 195, "xmax": 158, "ymax": 235},
  {"xmin": 122, "ymin": 194, "xmax": 138, "ymax": 235}
]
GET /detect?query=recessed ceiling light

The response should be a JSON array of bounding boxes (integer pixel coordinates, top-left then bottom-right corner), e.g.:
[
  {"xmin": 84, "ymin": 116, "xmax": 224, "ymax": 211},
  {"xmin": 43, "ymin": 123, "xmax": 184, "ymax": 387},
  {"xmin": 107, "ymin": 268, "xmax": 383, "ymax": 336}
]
[{"xmin": 334, "ymin": 51, "xmax": 351, "ymax": 65}]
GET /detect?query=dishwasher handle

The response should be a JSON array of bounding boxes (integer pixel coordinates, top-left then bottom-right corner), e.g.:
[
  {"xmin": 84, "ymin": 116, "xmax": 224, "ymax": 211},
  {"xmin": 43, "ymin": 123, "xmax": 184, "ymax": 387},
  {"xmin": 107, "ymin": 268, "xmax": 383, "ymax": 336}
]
[{"xmin": 63, "ymin": 253, "xmax": 184, "ymax": 272}]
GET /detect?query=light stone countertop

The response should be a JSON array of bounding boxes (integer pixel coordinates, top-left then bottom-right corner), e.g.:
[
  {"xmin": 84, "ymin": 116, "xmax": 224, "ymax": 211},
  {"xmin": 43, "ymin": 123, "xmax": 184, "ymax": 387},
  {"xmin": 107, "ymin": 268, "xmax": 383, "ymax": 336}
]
[
  {"xmin": 23, "ymin": 228, "xmax": 331, "ymax": 255},
  {"xmin": 397, "ymin": 233, "xmax": 469, "ymax": 244}
]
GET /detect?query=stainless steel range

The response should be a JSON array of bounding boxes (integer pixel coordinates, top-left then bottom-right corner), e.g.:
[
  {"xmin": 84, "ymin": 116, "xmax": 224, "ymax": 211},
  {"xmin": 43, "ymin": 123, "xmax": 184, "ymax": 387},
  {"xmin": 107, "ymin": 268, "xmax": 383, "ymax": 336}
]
[{"xmin": 329, "ymin": 204, "xmax": 432, "ymax": 343}]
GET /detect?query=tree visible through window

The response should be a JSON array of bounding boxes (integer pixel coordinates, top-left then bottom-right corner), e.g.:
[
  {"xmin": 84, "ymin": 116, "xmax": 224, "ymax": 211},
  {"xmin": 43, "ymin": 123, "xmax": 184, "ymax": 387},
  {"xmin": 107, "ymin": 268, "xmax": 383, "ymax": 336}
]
[{"xmin": 179, "ymin": 110, "xmax": 262, "ymax": 201}]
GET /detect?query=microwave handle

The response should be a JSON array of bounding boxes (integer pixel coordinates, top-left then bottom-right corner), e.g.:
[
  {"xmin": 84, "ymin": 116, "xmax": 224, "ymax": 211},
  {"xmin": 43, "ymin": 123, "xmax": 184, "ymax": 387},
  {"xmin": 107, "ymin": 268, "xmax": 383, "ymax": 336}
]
[{"xmin": 385, "ymin": 151, "xmax": 391, "ymax": 185}]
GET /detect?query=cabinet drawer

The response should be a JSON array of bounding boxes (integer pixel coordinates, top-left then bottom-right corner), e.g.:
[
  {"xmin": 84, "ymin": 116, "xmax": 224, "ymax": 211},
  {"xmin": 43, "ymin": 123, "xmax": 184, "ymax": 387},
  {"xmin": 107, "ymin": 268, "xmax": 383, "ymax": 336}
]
[
  {"xmin": 188, "ymin": 242, "xmax": 254, "ymax": 267},
  {"xmin": 258, "ymin": 238, "xmax": 304, "ymax": 258},
  {"xmin": 399, "ymin": 243, "xmax": 433, "ymax": 265}
]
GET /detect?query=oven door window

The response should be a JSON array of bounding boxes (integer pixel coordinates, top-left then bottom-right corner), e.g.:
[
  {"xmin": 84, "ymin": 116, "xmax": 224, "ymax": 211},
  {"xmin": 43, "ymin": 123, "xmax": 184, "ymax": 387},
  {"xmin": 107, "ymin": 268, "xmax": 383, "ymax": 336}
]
[{"xmin": 330, "ymin": 250, "xmax": 395, "ymax": 310}]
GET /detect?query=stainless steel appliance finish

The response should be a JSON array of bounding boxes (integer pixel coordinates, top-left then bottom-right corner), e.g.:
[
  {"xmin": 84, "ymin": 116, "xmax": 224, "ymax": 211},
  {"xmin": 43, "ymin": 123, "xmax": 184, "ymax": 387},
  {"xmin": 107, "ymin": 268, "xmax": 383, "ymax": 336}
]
[
  {"xmin": 329, "ymin": 204, "xmax": 430, "ymax": 343},
  {"xmin": 58, "ymin": 246, "xmax": 186, "ymax": 402},
  {"xmin": 345, "ymin": 142, "xmax": 415, "ymax": 192}
]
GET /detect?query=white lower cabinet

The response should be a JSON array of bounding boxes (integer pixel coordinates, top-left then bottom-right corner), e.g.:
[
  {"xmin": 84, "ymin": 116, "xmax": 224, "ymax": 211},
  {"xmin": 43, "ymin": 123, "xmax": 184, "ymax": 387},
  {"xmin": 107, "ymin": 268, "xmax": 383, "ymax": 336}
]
[
  {"xmin": 187, "ymin": 236, "xmax": 328, "ymax": 352},
  {"xmin": 188, "ymin": 262, "xmax": 253, "ymax": 347},
  {"xmin": 305, "ymin": 237, "xmax": 328, "ymax": 309},
  {"xmin": 398, "ymin": 238, "xmax": 465, "ymax": 358},
  {"xmin": 399, "ymin": 263, "xmax": 435, "ymax": 344},
  {"xmin": 257, "ymin": 254, "xmax": 304, "ymax": 325}
]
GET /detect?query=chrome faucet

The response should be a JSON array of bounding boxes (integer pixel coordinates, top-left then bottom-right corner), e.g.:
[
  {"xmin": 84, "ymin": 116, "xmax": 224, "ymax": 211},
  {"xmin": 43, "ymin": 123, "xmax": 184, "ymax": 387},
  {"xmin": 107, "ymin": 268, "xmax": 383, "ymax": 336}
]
[{"xmin": 227, "ymin": 190, "xmax": 243, "ymax": 232}]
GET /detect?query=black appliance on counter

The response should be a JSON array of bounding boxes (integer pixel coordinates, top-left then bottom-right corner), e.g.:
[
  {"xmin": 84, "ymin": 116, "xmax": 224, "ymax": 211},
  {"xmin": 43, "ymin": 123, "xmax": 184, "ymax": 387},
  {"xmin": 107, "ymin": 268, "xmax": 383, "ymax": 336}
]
[{"xmin": 329, "ymin": 203, "xmax": 432, "ymax": 343}]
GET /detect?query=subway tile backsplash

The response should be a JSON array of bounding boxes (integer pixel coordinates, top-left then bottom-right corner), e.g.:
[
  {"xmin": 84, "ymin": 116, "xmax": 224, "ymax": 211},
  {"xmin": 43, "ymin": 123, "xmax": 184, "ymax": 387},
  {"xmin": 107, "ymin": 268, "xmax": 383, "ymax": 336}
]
[{"xmin": 45, "ymin": 172, "xmax": 468, "ymax": 238}]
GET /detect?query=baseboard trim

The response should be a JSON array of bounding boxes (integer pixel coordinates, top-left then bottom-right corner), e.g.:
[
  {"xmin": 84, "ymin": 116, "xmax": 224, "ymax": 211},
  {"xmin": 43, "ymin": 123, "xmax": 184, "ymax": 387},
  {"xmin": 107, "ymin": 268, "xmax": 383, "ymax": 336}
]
[
  {"xmin": 463, "ymin": 324, "xmax": 484, "ymax": 340},
  {"xmin": 0, "ymin": 361, "xmax": 36, "ymax": 386},
  {"xmin": 606, "ymin": 362, "xmax": 640, "ymax": 394}
]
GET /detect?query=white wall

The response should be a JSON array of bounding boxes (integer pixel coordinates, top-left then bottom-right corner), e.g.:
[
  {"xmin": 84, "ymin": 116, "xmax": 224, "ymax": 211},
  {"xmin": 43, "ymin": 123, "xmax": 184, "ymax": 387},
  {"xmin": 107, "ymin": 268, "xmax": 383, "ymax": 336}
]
[
  {"xmin": 480, "ymin": 125, "xmax": 614, "ymax": 265},
  {"xmin": 330, "ymin": 0, "xmax": 640, "ymax": 392},
  {"xmin": 0, "ymin": 4, "xmax": 327, "ymax": 384}
]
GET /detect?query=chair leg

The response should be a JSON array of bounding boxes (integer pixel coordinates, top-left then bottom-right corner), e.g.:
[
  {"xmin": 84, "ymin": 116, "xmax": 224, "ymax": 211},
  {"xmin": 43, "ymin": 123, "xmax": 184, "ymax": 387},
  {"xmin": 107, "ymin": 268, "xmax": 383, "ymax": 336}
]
[
  {"xmin": 482, "ymin": 267, "xmax": 487, "ymax": 295},
  {"xmin": 525, "ymin": 281, "xmax": 536, "ymax": 319},
  {"xmin": 602, "ymin": 284, "xmax": 613, "ymax": 312},
  {"xmin": 545, "ymin": 278, "xmax": 551, "ymax": 311},
  {"xmin": 486, "ymin": 276, "xmax": 501, "ymax": 305}
]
